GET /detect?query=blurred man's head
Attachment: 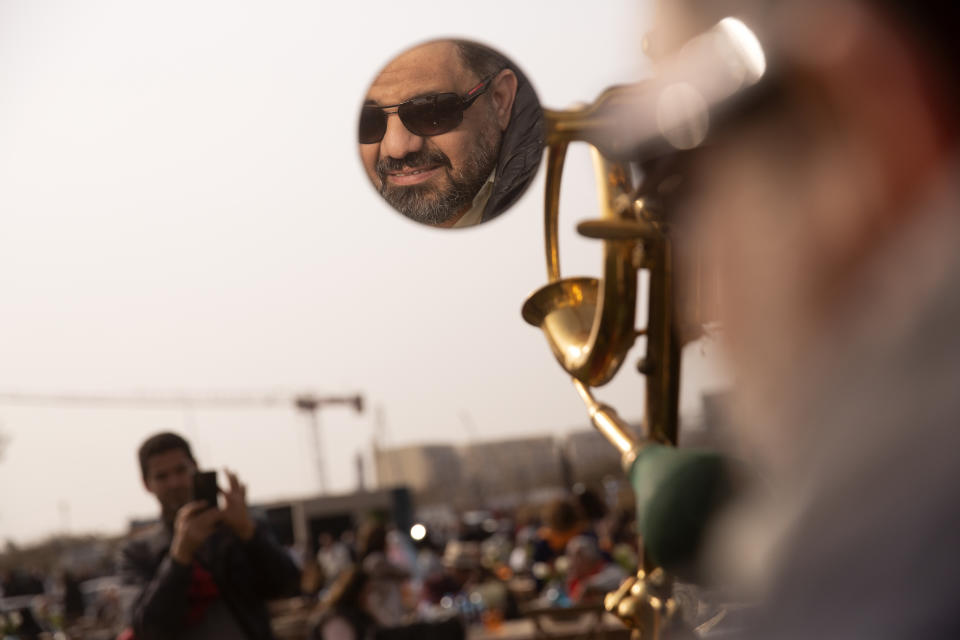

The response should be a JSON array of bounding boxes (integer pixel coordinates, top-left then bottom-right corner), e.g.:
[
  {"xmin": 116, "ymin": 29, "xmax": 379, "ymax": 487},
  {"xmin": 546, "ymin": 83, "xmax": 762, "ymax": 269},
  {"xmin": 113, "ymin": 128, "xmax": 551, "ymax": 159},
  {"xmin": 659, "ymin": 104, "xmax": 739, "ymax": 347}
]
[
  {"xmin": 543, "ymin": 497, "xmax": 582, "ymax": 533},
  {"xmin": 660, "ymin": 0, "xmax": 960, "ymax": 465},
  {"xmin": 138, "ymin": 432, "xmax": 197, "ymax": 519},
  {"xmin": 359, "ymin": 39, "xmax": 518, "ymax": 227}
]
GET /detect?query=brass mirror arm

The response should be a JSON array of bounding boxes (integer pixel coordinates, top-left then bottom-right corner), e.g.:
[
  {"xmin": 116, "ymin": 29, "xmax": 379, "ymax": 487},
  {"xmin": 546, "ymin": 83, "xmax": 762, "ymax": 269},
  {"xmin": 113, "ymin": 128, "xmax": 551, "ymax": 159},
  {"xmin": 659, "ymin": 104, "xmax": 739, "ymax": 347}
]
[
  {"xmin": 571, "ymin": 149, "xmax": 641, "ymax": 385},
  {"xmin": 544, "ymin": 85, "xmax": 655, "ymax": 160},
  {"xmin": 543, "ymin": 85, "xmax": 646, "ymax": 144},
  {"xmin": 540, "ymin": 97, "xmax": 697, "ymax": 392},
  {"xmin": 544, "ymin": 106, "xmax": 617, "ymax": 145},
  {"xmin": 543, "ymin": 102, "xmax": 649, "ymax": 285},
  {"xmin": 543, "ymin": 140, "xmax": 568, "ymax": 283},
  {"xmin": 577, "ymin": 218, "xmax": 658, "ymax": 241},
  {"xmin": 578, "ymin": 235, "xmax": 637, "ymax": 385}
]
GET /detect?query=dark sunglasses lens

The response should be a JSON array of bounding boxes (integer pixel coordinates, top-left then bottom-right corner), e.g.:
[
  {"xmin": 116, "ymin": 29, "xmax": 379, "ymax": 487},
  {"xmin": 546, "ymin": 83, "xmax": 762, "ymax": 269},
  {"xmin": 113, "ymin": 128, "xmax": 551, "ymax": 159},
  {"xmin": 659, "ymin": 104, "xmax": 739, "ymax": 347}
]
[
  {"xmin": 359, "ymin": 106, "xmax": 387, "ymax": 144},
  {"xmin": 399, "ymin": 94, "xmax": 464, "ymax": 137}
]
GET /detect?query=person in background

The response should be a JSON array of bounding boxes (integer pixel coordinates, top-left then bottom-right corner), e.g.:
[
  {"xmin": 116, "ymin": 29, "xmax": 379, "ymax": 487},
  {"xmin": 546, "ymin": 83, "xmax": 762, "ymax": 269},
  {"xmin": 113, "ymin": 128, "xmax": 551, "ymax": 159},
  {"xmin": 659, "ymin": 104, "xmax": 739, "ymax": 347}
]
[
  {"xmin": 119, "ymin": 432, "xmax": 300, "ymax": 639},
  {"xmin": 61, "ymin": 570, "xmax": 85, "ymax": 624},
  {"xmin": 572, "ymin": 485, "xmax": 613, "ymax": 553},
  {"xmin": 531, "ymin": 498, "xmax": 588, "ymax": 570},
  {"xmin": 563, "ymin": 536, "xmax": 626, "ymax": 604},
  {"xmin": 317, "ymin": 533, "xmax": 352, "ymax": 589},
  {"xmin": 311, "ymin": 566, "xmax": 377, "ymax": 640}
]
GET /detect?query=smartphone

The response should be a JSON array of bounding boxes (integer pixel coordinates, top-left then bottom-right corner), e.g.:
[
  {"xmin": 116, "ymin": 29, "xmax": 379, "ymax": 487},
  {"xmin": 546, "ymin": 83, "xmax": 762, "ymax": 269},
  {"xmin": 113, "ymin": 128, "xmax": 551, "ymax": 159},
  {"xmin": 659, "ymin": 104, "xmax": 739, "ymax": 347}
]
[{"xmin": 193, "ymin": 470, "xmax": 219, "ymax": 509}]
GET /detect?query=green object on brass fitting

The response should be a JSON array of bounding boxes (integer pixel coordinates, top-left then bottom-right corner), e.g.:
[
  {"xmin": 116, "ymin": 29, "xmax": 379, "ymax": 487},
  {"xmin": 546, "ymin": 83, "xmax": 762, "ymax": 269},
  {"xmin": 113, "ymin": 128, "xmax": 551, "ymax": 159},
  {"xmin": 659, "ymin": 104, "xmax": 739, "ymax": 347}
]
[{"xmin": 629, "ymin": 444, "xmax": 729, "ymax": 572}]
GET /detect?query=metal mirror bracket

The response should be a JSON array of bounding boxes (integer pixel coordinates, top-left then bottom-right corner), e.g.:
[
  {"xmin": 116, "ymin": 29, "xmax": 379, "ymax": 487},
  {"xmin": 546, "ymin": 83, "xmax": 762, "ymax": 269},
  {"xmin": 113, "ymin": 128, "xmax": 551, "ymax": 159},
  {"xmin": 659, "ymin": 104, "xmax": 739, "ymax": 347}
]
[
  {"xmin": 523, "ymin": 101, "xmax": 655, "ymax": 389},
  {"xmin": 523, "ymin": 91, "xmax": 698, "ymax": 640}
]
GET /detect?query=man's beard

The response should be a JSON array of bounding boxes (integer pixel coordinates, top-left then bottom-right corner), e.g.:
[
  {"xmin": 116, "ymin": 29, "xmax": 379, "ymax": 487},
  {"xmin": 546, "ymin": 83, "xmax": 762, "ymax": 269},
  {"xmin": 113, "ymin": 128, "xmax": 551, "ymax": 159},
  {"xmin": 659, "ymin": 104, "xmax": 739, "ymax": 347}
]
[{"xmin": 376, "ymin": 116, "xmax": 501, "ymax": 226}]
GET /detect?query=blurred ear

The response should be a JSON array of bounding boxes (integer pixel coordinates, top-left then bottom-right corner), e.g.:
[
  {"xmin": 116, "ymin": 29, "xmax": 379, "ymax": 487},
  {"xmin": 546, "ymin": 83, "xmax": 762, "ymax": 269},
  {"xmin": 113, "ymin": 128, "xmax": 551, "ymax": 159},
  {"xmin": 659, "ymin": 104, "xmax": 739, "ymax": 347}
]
[
  {"xmin": 782, "ymin": 0, "xmax": 945, "ymax": 208},
  {"xmin": 489, "ymin": 68, "xmax": 518, "ymax": 131},
  {"xmin": 769, "ymin": 0, "xmax": 950, "ymax": 282}
]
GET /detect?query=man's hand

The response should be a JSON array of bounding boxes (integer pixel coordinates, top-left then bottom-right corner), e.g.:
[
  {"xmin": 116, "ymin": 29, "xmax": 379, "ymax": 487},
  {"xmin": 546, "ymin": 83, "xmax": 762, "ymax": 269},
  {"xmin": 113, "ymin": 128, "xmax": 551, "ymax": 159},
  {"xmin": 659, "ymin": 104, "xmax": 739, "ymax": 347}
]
[
  {"xmin": 220, "ymin": 469, "xmax": 255, "ymax": 541},
  {"xmin": 170, "ymin": 501, "xmax": 221, "ymax": 565}
]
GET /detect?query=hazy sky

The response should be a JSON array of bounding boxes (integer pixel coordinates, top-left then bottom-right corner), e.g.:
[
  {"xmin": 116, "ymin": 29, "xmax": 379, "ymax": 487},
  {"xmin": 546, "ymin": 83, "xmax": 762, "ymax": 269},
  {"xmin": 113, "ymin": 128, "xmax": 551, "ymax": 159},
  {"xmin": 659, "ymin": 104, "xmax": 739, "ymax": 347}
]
[{"xmin": 0, "ymin": 0, "xmax": 729, "ymax": 544}]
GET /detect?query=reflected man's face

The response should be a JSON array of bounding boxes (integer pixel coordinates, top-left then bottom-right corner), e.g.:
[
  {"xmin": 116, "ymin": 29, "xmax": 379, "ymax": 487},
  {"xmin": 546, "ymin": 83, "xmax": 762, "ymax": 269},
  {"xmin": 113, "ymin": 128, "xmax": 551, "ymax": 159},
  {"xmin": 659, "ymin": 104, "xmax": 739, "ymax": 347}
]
[{"xmin": 360, "ymin": 41, "xmax": 514, "ymax": 227}]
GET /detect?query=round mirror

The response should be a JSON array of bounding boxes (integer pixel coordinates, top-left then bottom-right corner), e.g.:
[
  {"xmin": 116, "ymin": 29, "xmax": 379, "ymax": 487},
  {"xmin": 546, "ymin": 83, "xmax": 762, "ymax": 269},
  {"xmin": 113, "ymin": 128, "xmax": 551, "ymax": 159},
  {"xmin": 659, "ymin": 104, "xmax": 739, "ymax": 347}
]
[{"xmin": 357, "ymin": 39, "xmax": 544, "ymax": 229}]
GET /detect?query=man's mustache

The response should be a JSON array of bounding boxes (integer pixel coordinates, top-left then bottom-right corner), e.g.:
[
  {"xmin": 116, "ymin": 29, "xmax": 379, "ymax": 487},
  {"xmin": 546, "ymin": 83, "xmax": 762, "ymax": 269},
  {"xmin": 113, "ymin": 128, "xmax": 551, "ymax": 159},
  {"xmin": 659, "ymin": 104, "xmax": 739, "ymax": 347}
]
[{"xmin": 376, "ymin": 149, "xmax": 452, "ymax": 183}]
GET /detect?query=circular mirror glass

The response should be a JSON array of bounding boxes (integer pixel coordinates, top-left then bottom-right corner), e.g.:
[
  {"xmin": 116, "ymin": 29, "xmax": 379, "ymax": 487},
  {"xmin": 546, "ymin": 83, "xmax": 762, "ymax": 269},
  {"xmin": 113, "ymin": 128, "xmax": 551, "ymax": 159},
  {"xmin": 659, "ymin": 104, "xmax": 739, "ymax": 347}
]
[{"xmin": 357, "ymin": 39, "xmax": 545, "ymax": 229}]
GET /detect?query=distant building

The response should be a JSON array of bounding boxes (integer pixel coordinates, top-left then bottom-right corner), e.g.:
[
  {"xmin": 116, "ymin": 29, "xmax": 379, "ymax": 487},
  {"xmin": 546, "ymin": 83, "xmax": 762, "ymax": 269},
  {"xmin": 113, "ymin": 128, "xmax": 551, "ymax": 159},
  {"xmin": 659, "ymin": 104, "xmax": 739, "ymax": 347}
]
[
  {"xmin": 374, "ymin": 430, "xmax": 627, "ymax": 510},
  {"xmin": 0, "ymin": 535, "xmax": 121, "ymax": 577},
  {"xmin": 373, "ymin": 444, "xmax": 461, "ymax": 495},
  {"xmin": 251, "ymin": 488, "xmax": 409, "ymax": 555},
  {"xmin": 459, "ymin": 436, "xmax": 564, "ymax": 506},
  {"xmin": 561, "ymin": 430, "xmax": 626, "ymax": 485}
]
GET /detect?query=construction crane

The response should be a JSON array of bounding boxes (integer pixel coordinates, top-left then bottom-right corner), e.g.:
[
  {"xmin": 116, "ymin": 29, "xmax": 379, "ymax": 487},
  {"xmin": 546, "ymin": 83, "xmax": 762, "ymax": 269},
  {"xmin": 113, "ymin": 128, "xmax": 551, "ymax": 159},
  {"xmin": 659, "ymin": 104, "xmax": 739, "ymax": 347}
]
[{"xmin": 0, "ymin": 390, "xmax": 364, "ymax": 493}]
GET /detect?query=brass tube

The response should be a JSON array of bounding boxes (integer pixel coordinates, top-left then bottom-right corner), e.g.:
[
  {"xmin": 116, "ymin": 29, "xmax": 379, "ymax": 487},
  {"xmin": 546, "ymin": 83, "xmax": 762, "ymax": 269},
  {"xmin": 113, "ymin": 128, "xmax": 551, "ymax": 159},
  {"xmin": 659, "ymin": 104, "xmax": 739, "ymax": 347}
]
[
  {"xmin": 572, "ymin": 378, "xmax": 643, "ymax": 470},
  {"xmin": 643, "ymin": 238, "xmax": 682, "ymax": 445},
  {"xmin": 543, "ymin": 141, "xmax": 568, "ymax": 282}
]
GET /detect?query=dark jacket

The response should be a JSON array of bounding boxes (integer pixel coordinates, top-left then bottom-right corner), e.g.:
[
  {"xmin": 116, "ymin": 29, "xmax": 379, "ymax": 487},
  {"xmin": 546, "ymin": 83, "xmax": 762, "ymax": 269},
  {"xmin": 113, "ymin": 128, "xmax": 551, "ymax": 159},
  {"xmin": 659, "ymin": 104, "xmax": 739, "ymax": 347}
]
[
  {"xmin": 482, "ymin": 70, "xmax": 545, "ymax": 223},
  {"xmin": 119, "ymin": 521, "xmax": 301, "ymax": 640}
]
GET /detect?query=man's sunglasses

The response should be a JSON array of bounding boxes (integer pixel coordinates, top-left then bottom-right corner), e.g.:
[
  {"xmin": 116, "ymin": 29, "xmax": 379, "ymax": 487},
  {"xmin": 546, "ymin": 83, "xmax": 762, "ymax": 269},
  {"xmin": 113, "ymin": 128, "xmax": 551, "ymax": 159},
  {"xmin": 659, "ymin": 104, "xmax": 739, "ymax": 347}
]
[{"xmin": 359, "ymin": 71, "xmax": 501, "ymax": 144}]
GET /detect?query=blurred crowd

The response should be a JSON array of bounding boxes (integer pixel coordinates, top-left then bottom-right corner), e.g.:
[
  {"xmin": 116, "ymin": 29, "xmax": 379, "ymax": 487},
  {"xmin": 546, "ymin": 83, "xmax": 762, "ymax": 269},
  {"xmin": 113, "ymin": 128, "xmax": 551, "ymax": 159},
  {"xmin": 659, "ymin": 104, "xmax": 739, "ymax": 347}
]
[
  {"xmin": 1, "ymin": 482, "xmax": 640, "ymax": 640},
  {"xmin": 1, "ymin": 567, "xmax": 129, "ymax": 640},
  {"xmin": 303, "ymin": 483, "xmax": 638, "ymax": 639}
]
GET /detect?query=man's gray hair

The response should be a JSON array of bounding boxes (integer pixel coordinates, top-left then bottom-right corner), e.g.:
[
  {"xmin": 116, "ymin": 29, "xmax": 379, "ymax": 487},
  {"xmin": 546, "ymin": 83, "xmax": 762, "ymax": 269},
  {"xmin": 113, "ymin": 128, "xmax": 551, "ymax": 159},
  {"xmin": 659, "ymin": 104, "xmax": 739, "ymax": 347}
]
[{"xmin": 453, "ymin": 39, "xmax": 509, "ymax": 80}]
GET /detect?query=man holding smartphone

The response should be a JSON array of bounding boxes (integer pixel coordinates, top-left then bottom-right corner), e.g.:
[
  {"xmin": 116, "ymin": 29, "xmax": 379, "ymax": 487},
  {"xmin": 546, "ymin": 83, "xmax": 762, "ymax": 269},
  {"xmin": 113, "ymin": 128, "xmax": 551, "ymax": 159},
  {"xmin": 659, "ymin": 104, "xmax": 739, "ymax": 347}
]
[{"xmin": 120, "ymin": 432, "xmax": 301, "ymax": 639}]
